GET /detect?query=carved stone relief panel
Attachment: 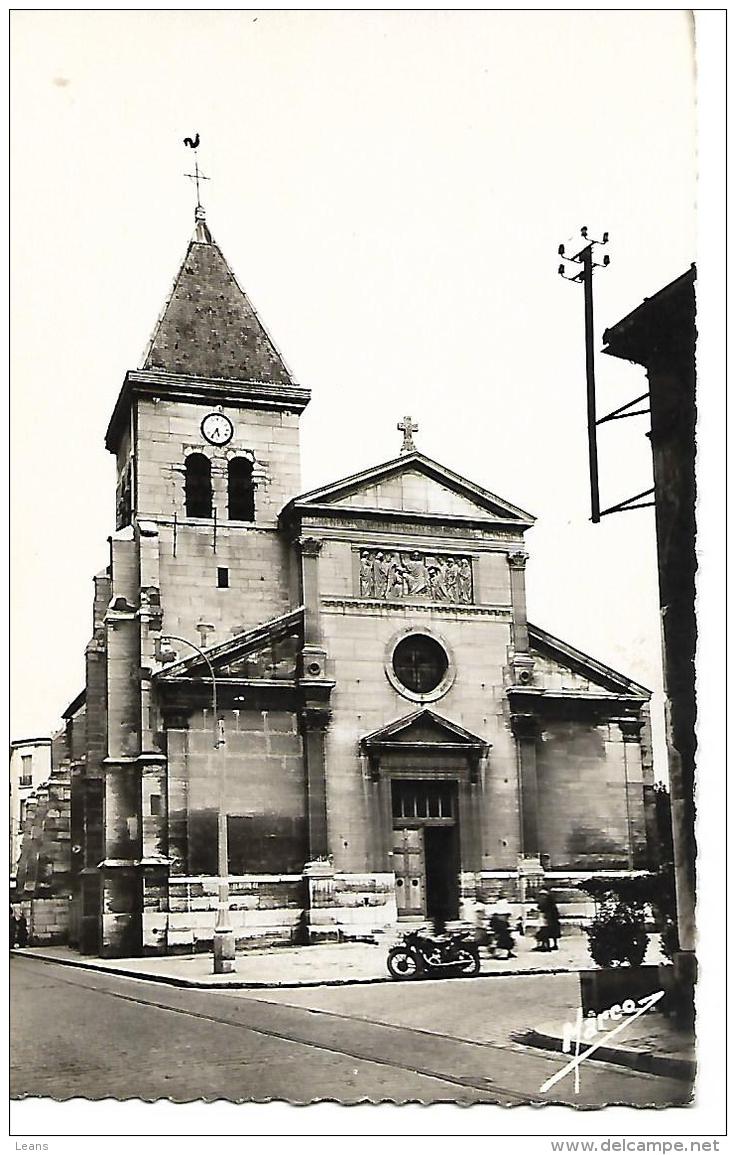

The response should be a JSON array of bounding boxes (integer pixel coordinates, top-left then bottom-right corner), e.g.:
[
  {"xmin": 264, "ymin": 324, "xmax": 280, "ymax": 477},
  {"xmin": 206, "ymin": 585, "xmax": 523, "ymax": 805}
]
[{"xmin": 357, "ymin": 548, "xmax": 474, "ymax": 604}]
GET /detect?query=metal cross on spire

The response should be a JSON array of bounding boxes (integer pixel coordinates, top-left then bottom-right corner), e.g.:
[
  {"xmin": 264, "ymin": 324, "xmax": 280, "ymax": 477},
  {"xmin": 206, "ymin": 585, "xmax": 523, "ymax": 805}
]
[
  {"xmin": 184, "ymin": 157, "xmax": 210, "ymax": 208},
  {"xmin": 397, "ymin": 415, "xmax": 419, "ymax": 454},
  {"xmin": 183, "ymin": 133, "xmax": 209, "ymax": 209}
]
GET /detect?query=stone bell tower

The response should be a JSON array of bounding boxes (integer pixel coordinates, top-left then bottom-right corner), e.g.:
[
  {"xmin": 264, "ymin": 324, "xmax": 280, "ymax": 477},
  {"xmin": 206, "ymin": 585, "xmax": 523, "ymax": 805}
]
[
  {"xmin": 94, "ymin": 203, "xmax": 311, "ymax": 955},
  {"xmin": 104, "ymin": 203, "xmax": 311, "ymax": 643}
]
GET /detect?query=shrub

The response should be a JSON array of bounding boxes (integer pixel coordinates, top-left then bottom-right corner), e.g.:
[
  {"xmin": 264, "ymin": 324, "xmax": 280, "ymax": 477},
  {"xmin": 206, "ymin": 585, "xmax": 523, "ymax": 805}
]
[
  {"xmin": 578, "ymin": 867, "xmax": 679, "ymax": 962},
  {"xmin": 586, "ymin": 903, "xmax": 649, "ymax": 968}
]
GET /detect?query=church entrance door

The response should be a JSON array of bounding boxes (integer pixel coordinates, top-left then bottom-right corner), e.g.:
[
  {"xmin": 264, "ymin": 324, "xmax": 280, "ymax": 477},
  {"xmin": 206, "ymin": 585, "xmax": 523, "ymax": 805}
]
[
  {"xmin": 392, "ymin": 827, "xmax": 425, "ymax": 916},
  {"xmin": 391, "ymin": 780, "xmax": 459, "ymax": 922}
]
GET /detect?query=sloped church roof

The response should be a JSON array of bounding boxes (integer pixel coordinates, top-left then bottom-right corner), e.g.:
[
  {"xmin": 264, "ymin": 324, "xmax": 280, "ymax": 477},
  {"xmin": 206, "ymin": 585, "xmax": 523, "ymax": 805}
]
[{"xmin": 142, "ymin": 208, "xmax": 294, "ymax": 385}]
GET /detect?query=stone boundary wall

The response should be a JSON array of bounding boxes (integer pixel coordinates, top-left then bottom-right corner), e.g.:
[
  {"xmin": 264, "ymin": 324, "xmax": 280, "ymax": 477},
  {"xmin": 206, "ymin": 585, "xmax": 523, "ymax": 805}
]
[
  {"xmin": 15, "ymin": 897, "xmax": 70, "ymax": 945},
  {"xmin": 147, "ymin": 876, "xmax": 304, "ymax": 954},
  {"xmin": 100, "ymin": 867, "xmax": 653, "ymax": 956},
  {"xmin": 143, "ymin": 872, "xmax": 400, "ymax": 953}
]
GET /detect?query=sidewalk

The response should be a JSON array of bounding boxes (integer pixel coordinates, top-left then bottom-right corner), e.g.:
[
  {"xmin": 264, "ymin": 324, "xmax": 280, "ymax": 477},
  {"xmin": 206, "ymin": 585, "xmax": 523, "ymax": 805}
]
[
  {"xmin": 12, "ymin": 931, "xmax": 665, "ymax": 990},
  {"xmin": 516, "ymin": 1002, "xmax": 695, "ymax": 1082}
]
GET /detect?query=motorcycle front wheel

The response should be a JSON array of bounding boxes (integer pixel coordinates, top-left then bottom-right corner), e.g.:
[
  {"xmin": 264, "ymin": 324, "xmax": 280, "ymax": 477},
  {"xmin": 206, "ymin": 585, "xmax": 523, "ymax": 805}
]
[
  {"xmin": 453, "ymin": 949, "xmax": 481, "ymax": 977},
  {"xmin": 387, "ymin": 947, "xmax": 423, "ymax": 980}
]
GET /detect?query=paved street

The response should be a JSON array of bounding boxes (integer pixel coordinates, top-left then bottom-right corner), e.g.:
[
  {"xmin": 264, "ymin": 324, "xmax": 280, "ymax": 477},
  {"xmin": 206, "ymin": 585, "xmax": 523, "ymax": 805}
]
[{"xmin": 11, "ymin": 954, "xmax": 691, "ymax": 1107}]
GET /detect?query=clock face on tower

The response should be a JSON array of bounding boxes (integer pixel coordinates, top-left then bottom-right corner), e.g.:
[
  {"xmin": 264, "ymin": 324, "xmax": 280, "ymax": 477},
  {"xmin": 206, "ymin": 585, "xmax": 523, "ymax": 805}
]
[{"xmin": 201, "ymin": 412, "xmax": 234, "ymax": 446}]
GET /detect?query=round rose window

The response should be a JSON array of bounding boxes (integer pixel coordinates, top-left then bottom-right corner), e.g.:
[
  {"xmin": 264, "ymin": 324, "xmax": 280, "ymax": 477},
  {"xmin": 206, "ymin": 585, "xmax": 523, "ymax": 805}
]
[{"xmin": 392, "ymin": 634, "xmax": 449, "ymax": 696}]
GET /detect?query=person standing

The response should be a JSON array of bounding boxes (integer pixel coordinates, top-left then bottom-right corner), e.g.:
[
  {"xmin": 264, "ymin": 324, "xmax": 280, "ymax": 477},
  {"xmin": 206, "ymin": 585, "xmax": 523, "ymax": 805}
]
[
  {"xmin": 488, "ymin": 892, "xmax": 516, "ymax": 958},
  {"xmin": 9, "ymin": 907, "xmax": 17, "ymax": 950},
  {"xmin": 535, "ymin": 889, "xmax": 562, "ymax": 951},
  {"xmin": 16, "ymin": 911, "xmax": 28, "ymax": 948}
]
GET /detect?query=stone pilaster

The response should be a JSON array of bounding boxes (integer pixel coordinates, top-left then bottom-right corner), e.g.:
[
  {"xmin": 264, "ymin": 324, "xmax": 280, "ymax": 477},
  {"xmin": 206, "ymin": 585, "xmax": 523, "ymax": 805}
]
[
  {"xmin": 137, "ymin": 519, "xmax": 163, "ymax": 755},
  {"xmin": 105, "ymin": 613, "xmax": 140, "ymax": 760},
  {"xmin": 617, "ymin": 715, "xmax": 646, "ymax": 869},
  {"xmin": 299, "ymin": 535, "xmax": 323, "ymax": 645},
  {"xmin": 511, "ymin": 711, "xmax": 540, "ymax": 858},
  {"xmin": 140, "ymin": 755, "xmax": 168, "ymax": 861},
  {"xmin": 507, "ymin": 551, "xmax": 535, "ymax": 685},
  {"xmin": 161, "ymin": 717, "xmax": 190, "ymax": 877},
  {"xmin": 458, "ymin": 776, "xmax": 483, "ymax": 874},
  {"xmin": 300, "ymin": 705, "xmax": 331, "ymax": 861},
  {"xmin": 297, "ymin": 534, "xmax": 334, "ymax": 865},
  {"xmin": 209, "ymin": 455, "xmax": 228, "ymax": 521}
]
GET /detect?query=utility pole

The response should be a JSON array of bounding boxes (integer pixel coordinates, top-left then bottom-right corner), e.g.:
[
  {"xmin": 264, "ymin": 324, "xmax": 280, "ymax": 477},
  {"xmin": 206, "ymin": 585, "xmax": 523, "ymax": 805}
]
[{"xmin": 558, "ymin": 227, "xmax": 610, "ymax": 523}]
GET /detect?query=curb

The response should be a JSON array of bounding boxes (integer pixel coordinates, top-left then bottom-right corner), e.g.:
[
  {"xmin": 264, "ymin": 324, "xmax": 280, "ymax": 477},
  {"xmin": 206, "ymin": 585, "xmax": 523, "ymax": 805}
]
[
  {"xmin": 515, "ymin": 1027, "xmax": 696, "ymax": 1081},
  {"xmin": 13, "ymin": 948, "xmax": 584, "ymax": 991}
]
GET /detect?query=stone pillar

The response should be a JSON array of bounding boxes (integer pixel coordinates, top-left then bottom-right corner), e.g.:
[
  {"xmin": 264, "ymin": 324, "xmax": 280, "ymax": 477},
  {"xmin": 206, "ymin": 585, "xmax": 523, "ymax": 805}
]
[
  {"xmin": 101, "ymin": 553, "xmax": 143, "ymax": 960},
  {"xmin": 300, "ymin": 706, "xmax": 330, "ymax": 861},
  {"xmin": 302, "ymin": 860, "xmax": 339, "ymax": 944},
  {"xmin": 517, "ymin": 854, "xmax": 546, "ymax": 921},
  {"xmin": 511, "ymin": 712, "xmax": 540, "ymax": 858},
  {"xmin": 103, "ymin": 760, "xmax": 141, "ymax": 863}
]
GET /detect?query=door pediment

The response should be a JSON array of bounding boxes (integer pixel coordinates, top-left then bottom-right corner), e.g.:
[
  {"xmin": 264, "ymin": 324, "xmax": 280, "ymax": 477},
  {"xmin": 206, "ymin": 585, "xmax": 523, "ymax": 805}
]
[
  {"xmin": 361, "ymin": 707, "xmax": 489, "ymax": 751},
  {"xmin": 360, "ymin": 709, "xmax": 490, "ymax": 782}
]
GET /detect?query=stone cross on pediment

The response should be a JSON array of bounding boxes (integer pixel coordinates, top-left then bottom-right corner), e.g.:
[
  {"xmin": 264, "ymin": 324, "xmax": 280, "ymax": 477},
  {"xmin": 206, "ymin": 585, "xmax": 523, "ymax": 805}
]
[{"xmin": 397, "ymin": 415, "xmax": 418, "ymax": 454}]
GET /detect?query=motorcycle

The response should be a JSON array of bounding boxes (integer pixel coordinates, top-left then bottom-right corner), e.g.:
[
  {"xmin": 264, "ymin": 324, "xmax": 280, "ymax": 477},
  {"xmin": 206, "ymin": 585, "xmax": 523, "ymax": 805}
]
[{"xmin": 387, "ymin": 927, "xmax": 481, "ymax": 980}]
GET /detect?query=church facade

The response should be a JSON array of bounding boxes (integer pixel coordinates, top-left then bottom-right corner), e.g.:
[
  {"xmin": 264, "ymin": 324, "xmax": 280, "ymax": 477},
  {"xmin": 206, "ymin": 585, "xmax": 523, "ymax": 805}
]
[{"xmin": 64, "ymin": 205, "xmax": 658, "ymax": 957}]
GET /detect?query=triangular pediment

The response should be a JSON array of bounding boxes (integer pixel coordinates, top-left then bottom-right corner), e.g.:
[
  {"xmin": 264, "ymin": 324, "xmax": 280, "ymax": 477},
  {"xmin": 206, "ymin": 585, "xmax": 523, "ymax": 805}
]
[
  {"xmin": 284, "ymin": 452, "xmax": 535, "ymax": 526},
  {"xmin": 155, "ymin": 608, "xmax": 303, "ymax": 683},
  {"xmin": 361, "ymin": 708, "xmax": 490, "ymax": 751},
  {"xmin": 527, "ymin": 624, "xmax": 650, "ymax": 698}
]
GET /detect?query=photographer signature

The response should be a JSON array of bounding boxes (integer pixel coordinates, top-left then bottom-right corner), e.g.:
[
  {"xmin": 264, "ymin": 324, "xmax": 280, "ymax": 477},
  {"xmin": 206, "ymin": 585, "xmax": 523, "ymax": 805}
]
[{"xmin": 539, "ymin": 989, "xmax": 665, "ymax": 1094}]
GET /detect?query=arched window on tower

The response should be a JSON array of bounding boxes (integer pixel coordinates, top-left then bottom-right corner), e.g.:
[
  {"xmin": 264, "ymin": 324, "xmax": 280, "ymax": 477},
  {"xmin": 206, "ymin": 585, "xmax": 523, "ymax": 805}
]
[
  {"xmin": 228, "ymin": 457, "xmax": 255, "ymax": 521},
  {"xmin": 185, "ymin": 454, "xmax": 212, "ymax": 518}
]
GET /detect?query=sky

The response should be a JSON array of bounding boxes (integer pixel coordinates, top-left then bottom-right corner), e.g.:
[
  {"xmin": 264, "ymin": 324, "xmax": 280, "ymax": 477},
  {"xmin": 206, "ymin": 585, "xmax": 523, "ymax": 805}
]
[{"xmin": 10, "ymin": 11, "xmax": 697, "ymax": 776}]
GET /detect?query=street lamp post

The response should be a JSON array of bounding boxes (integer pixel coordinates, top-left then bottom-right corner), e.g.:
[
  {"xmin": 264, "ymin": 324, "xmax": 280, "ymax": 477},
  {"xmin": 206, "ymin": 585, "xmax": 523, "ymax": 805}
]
[{"xmin": 161, "ymin": 632, "xmax": 236, "ymax": 974}]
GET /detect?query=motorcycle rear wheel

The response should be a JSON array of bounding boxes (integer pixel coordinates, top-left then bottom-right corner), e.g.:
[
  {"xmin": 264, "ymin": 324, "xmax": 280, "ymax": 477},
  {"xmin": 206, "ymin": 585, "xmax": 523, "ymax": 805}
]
[
  {"xmin": 454, "ymin": 949, "xmax": 481, "ymax": 977},
  {"xmin": 387, "ymin": 947, "xmax": 423, "ymax": 980}
]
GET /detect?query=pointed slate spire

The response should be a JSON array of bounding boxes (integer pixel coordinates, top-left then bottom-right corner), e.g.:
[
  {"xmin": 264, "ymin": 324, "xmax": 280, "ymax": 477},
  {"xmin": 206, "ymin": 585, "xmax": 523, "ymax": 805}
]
[{"xmin": 143, "ymin": 206, "xmax": 294, "ymax": 385}]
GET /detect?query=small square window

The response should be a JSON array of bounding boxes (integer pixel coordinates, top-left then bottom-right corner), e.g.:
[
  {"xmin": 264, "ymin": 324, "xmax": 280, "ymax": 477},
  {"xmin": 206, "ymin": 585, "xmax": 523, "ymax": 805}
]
[
  {"xmin": 150, "ymin": 794, "xmax": 161, "ymax": 817},
  {"xmin": 217, "ymin": 567, "xmax": 229, "ymax": 589}
]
